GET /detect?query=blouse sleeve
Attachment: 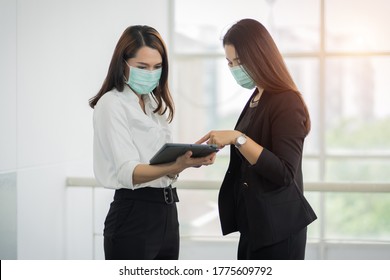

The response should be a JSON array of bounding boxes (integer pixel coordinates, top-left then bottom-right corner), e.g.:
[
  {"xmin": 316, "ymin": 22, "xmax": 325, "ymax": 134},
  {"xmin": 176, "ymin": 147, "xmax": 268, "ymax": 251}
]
[
  {"xmin": 93, "ymin": 96, "xmax": 140, "ymax": 189},
  {"xmin": 252, "ymin": 92, "xmax": 307, "ymax": 187}
]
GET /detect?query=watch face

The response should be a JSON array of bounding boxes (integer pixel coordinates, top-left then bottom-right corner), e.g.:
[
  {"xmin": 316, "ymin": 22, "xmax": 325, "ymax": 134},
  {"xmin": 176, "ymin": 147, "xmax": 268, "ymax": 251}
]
[
  {"xmin": 236, "ymin": 135, "xmax": 247, "ymax": 147},
  {"xmin": 238, "ymin": 136, "xmax": 246, "ymax": 145}
]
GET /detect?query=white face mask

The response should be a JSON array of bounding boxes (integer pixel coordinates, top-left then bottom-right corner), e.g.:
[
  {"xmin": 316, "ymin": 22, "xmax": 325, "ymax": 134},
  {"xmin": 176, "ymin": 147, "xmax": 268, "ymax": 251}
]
[{"xmin": 125, "ymin": 62, "xmax": 162, "ymax": 94}]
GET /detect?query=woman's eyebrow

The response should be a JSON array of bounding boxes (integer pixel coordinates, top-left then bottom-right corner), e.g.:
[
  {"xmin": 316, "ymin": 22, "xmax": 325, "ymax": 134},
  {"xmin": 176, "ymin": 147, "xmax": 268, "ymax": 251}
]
[{"xmin": 136, "ymin": 61, "xmax": 162, "ymax": 66}]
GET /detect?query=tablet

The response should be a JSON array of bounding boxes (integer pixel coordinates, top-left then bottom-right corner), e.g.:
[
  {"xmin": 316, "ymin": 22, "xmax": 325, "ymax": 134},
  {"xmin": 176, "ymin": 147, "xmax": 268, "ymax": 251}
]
[{"xmin": 149, "ymin": 143, "xmax": 219, "ymax": 165}]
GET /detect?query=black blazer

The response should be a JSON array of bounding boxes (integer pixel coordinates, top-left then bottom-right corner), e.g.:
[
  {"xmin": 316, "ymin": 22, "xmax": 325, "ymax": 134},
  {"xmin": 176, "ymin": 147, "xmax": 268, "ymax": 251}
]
[{"xmin": 218, "ymin": 90, "xmax": 317, "ymax": 250}]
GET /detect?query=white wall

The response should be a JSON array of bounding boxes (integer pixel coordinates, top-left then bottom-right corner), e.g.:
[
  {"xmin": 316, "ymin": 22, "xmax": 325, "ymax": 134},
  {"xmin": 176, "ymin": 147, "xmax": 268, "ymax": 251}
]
[
  {"xmin": 0, "ymin": 0, "xmax": 170, "ymax": 259},
  {"xmin": 0, "ymin": 0, "xmax": 18, "ymax": 260}
]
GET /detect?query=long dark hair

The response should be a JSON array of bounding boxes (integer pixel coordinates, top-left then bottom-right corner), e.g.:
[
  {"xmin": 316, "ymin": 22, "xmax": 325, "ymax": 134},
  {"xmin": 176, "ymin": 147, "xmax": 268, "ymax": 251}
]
[
  {"xmin": 223, "ymin": 18, "xmax": 311, "ymax": 134},
  {"xmin": 89, "ymin": 25, "xmax": 174, "ymax": 122}
]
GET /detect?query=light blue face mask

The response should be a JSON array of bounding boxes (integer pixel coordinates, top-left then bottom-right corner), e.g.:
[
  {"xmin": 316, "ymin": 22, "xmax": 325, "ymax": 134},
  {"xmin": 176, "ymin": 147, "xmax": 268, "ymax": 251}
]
[
  {"xmin": 126, "ymin": 64, "xmax": 162, "ymax": 95},
  {"xmin": 230, "ymin": 65, "xmax": 256, "ymax": 90}
]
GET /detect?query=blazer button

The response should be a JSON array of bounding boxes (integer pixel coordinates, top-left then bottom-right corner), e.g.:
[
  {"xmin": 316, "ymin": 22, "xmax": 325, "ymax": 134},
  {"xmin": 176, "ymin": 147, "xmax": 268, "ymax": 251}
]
[{"xmin": 242, "ymin": 182, "xmax": 248, "ymax": 188}]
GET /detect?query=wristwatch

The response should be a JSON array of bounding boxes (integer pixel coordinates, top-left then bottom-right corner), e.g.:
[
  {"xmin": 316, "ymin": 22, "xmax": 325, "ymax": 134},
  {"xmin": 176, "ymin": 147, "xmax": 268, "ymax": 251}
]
[{"xmin": 235, "ymin": 133, "xmax": 247, "ymax": 149}]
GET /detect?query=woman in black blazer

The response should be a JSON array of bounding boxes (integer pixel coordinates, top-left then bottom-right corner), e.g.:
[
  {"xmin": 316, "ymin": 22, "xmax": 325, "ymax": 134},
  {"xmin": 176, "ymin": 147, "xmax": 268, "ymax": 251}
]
[{"xmin": 197, "ymin": 19, "xmax": 317, "ymax": 260}]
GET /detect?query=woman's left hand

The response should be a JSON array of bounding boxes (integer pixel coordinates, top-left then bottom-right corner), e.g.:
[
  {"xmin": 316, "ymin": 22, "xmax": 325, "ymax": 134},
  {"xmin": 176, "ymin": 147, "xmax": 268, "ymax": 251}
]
[{"xmin": 196, "ymin": 130, "xmax": 241, "ymax": 149}]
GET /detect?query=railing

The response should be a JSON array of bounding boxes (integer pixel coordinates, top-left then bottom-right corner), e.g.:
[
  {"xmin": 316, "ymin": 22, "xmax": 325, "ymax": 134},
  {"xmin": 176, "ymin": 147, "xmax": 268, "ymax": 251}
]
[{"xmin": 66, "ymin": 177, "xmax": 390, "ymax": 192}]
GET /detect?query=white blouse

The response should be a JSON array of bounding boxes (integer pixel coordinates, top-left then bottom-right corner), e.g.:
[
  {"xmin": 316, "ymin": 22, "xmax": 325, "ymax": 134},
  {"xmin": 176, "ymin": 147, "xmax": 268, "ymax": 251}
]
[{"xmin": 93, "ymin": 86, "xmax": 173, "ymax": 189}]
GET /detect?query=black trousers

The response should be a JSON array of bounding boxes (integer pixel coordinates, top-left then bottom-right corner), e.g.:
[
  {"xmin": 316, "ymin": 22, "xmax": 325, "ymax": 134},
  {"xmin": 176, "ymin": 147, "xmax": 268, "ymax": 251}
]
[
  {"xmin": 104, "ymin": 187, "xmax": 179, "ymax": 260},
  {"xmin": 237, "ymin": 227, "xmax": 307, "ymax": 260}
]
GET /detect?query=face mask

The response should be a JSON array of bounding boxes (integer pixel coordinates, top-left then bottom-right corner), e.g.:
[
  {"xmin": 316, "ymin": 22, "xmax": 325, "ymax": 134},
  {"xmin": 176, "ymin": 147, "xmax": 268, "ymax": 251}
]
[
  {"xmin": 230, "ymin": 65, "xmax": 256, "ymax": 90},
  {"xmin": 126, "ymin": 64, "xmax": 162, "ymax": 95}
]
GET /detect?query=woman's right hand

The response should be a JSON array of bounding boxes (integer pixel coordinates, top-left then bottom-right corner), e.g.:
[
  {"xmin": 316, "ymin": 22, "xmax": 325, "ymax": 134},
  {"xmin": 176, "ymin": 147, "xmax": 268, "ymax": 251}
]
[
  {"xmin": 174, "ymin": 151, "xmax": 216, "ymax": 173},
  {"xmin": 133, "ymin": 151, "xmax": 216, "ymax": 185}
]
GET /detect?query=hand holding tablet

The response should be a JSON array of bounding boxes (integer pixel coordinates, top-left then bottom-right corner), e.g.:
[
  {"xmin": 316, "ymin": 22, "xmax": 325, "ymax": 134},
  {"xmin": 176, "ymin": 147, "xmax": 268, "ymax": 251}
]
[{"xmin": 150, "ymin": 143, "xmax": 219, "ymax": 165}]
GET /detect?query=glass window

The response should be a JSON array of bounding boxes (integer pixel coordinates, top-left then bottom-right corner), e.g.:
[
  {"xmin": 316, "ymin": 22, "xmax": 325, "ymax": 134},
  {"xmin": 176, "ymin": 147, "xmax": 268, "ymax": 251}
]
[
  {"xmin": 326, "ymin": 0, "xmax": 390, "ymax": 52},
  {"xmin": 302, "ymin": 159, "xmax": 321, "ymax": 181},
  {"xmin": 174, "ymin": 0, "xmax": 320, "ymax": 54},
  {"xmin": 325, "ymin": 57, "xmax": 390, "ymax": 154},
  {"xmin": 325, "ymin": 192, "xmax": 390, "ymax": 241},
  {"xmin": 326, "ymin": 159, "xmax": 390, "ymax": 182},
  {"xmin": 172, "ymin": 57, "xmax": 248, "ymax": 142},
  {"xmin": 177, "ymin": 189, "xmax": 224, "ymax": 237}
]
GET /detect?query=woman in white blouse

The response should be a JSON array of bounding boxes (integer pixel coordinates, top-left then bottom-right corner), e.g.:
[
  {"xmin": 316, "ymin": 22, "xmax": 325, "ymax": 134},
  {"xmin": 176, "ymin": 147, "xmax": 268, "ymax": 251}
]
[{"xmin": 89, "ymin": 25, "xmax": 216, "ymax": 260}]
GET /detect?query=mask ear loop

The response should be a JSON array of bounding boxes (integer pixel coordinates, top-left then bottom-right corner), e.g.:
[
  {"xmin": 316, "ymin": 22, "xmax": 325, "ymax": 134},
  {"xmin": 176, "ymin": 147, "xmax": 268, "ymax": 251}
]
[{"xmin": 123, "ymin": 60, "xmax": 130, "ymax": 83}]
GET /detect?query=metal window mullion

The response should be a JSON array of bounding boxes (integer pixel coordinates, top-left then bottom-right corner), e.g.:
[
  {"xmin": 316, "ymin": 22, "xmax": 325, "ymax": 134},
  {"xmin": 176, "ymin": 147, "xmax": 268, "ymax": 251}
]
[{"xmin": 317, "ymin": 0, "xmax": 327, "ymax": 260}]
